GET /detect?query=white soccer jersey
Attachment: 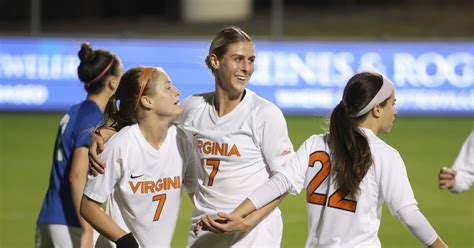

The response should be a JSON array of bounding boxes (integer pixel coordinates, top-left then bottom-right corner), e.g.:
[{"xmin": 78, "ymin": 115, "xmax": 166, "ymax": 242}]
[
  {"xmin": 84, "ymin": 124, "xmax": 197, "ymax": 248},
  {"xmin": 176, "ymin": 89, "xmax": 294, "ymax": 247},
  {"xmin": 450, "ymin": 130, "xmax": 474, "ymax": 193},
  {"xmin": 278, "ymin": 128, "xmax": 418, "ymax": 248}
]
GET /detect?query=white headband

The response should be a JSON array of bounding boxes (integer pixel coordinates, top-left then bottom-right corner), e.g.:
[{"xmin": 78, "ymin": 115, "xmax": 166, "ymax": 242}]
[{"xmin": 355, "ymin": 75, "xmax": 395, "ymax": 117}]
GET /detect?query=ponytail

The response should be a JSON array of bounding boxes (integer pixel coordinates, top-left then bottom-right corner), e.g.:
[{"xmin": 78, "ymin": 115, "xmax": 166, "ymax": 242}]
[
  {"xmin": 328, "ymin": 102, "xmax": 372, "ymax": 197},
  {"xmin": 328, "ymin": 72, "xmax": 386, "ymax": 196}
]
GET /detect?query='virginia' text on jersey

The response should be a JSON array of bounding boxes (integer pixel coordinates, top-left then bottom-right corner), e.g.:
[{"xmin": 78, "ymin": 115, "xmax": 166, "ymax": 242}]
[
  {"xmin": 129, "ymin": 176, "xmax": 181, "ymax": 194},
  {"xmin": 196, "ymin": 140, "xmax": 241, "ymax": 157}
]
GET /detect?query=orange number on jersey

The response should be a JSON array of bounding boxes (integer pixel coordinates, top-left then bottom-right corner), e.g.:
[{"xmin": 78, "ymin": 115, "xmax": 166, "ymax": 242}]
[
  {"xmin": 306, "ymin": 151, "xmax": 331, "ymax": 205},
  {"xmin": 306, "ymin": 151, "xmax": 357, "ymax": 212},
  {"xmin": 328, "ymin": 187, "xmax": 357, "ymax": 212},
  {"xmin": 206, "ymin": 159, "xmax": 220, "ymax": 186},
  {"xmin": 152, "ymin": 194, "xmax": 167, "ymax": 221}
]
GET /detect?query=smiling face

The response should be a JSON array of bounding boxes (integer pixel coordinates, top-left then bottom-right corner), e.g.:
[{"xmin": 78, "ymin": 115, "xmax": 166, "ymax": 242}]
[
  {"xmin": 378, "ymin": 93, "xmax": 397, "ymax": 134},
  {"xmin": 212, "ymin": 41, "xmax": 255, "ymax": 97}
]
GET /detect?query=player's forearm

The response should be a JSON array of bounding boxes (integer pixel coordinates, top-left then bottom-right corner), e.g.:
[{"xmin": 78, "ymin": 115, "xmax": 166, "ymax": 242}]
[
  {"xmin": 70, "ymin": 172, "xmax": 87, "ymax": 219},
  {"xmin": 230, "ymin": 198, "xmax": 257, "ymax": 218},
  {"xmin": 70, "ymin": 174, "xmax": 91, "ymax": 232},
  {"xmin": 71, "ymin": 175, "xmax": 94, "ymax": 244},
  {"xmin": 80, "ymin": 195, "xmax": 126, "ymax": 242},
  {"xmin": 398, "ymin": 204, "xmax": 442, "ymax": 247},
  {"xmin": 428, "ymin": 237, "xmax": 448, "ymax": 248},
  {"xmin": 247, "ymin": 172, "xmax": 292, "ymax": 209},
  {"xmin": 71, "ymin": 172, "xmax": 94, "ymax": 248},
  {"xmin": 70, "ymin": 147, "xmax": 91, "ymax": 221},
  {"xmin": 241, "ymin": 193, "xmax": 287, "ymax": 227}
]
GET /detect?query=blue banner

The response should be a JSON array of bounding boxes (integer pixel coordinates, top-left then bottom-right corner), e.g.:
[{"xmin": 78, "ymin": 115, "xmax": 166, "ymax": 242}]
[{"xmin": 0, "ymin": 37, "xmax": 472, "ymax": 115}]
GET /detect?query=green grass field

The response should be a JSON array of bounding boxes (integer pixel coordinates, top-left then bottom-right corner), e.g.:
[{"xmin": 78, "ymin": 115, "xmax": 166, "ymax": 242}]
[{"xmin": 0, "ymin": 113, "xmax": 472, "ymax": 247}]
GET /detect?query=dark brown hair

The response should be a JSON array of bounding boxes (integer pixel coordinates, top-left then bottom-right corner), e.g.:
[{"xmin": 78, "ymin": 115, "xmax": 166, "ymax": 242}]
[
  {"xmin": 205, "ymin": 26, "xmax": 253, "ymax": 73},
  {"xmin": 77, "ymin": 42, "xmax": 121, "ymax": 94},
  {"xmin": 103, "ymin": 66, "xmax": 159, "ymax": 131},
  {"xmin": 328, "ymin": 72, "xmax": 390, "ymax": 196}
]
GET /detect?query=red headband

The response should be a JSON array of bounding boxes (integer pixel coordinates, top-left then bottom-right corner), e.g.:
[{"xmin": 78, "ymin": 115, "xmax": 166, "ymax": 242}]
[
  {"xmin": 84, "ymin": 56, "xmax": 115, "ymax": 87},
  {"xmin": 133, "ymin": 67, "xmax": 154, "ymax": 111}
]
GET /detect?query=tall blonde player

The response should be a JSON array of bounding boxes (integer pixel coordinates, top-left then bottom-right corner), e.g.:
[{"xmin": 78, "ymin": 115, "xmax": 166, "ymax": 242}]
[
  {"xmin": 89, "ymin": 26, "xmax": 294, "ymax": 248},
  {"xmin": 202, "ymin": 72, "xmax": 448, "ymax": 248},
  {"xmin": 177, "ymin": 26, "xmax": 294, "ymax": 247},
  {"xmin": 81, "ymin": 67, "xmax": 197, "ymax": 247}
]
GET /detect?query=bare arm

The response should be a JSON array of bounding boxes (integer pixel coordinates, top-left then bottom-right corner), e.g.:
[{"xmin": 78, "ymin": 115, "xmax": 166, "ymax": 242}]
[
  {"xmin": 69, "ymin": 147, "xmax": 94, "ymax": 248},
  {"xmin": 89, "ymin": 127, "xmax": 117, "ymax": 175},
  {"xmin": 428, "ymin": 238, "xmax": 448, "ymax": 248},
  {"xmin": 198, "ymin": 194, "xmax": 287, "ymax": 234},
  {"xmin": 80, "ymin": 195, "xmax": 127, "ymax": 242},
  {"xmin": 239, "ymin": 193, "xmax": 286, "ymax": 226}
]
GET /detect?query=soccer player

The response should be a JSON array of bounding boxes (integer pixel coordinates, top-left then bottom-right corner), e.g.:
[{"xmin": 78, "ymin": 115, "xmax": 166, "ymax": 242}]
[
  {"xmin": 439, "ymin": 130, "xmax": 474, "ymax": 193},
  {"xmin": 89, "ymin": 26, "xmax": 294, "ymax": 247},
  {"xmin": 36, "ymin": 43, "xmax": 123, "ymax": 248},
  {"xmin": 200, "ymin": 72, "xmax": 448, "ymax": 248},
  {"xmin": 80, "ymin": 66, "xmax": 198, "ymax": 247}
]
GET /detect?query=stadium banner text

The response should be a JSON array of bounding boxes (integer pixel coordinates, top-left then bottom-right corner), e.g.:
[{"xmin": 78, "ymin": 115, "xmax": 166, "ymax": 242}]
[{"xmin": 0, "ymin": 37, "xmax": 472, "ymax": 115}]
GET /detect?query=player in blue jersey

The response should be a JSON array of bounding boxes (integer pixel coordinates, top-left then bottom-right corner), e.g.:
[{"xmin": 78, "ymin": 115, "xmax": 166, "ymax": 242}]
[{"xmin": 36, "ymin": 43, "xmax": 123, "ymax": 248}]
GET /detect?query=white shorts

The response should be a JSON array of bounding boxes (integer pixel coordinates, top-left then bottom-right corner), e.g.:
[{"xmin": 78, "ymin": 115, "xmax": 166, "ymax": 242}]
[
  {"xmin": 36, "ymin": 224, "xmax": 102, "ymax": 248},
  {"xmin": 35, "ymin": 224, "xmax": 81, "ymax": 248},
  {"xmin": 186, "ymin": 209, "xmax": 283, "ymax": 248}
]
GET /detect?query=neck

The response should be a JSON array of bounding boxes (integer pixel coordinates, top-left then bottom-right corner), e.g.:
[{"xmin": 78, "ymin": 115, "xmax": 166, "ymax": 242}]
[
  {"xmin": 87, "ymin": 93, "xmax": 111, "ymax": 112},
  {"xmin": 138, "ymin": 115, "xmax": 172, "ymax": 150},
  {"xmin": 214, "ymin": 86, "xmax": 245, "ymax": 117},
  {"xmin": 358, "ymin": 116, "xmax": 379, "ymax": 136}
]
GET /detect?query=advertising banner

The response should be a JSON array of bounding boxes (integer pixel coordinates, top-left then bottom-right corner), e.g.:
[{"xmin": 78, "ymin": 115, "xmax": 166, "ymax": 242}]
[{"xmin": 1, "ymin": 37, "xmax": 472, "ymax": 115}]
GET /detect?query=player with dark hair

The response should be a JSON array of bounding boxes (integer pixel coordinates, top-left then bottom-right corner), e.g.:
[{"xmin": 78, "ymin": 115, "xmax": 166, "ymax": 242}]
[
  {"xmin": 200, "ymin": 72, "xmax": 448, "ymax": 248},
  {"xmin": 36, "ymin": 43, "xmax": 123, "ymax": 248}
]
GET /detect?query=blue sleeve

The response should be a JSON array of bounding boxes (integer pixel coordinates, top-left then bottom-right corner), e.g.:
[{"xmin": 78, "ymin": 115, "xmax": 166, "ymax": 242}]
[{"xmin": 74, "ymin": 106, "xmax": 103, "ymax": 149}]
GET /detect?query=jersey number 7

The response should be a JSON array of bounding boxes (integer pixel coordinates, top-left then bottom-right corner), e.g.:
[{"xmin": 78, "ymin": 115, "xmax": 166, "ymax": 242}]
[
  {"xmin": 306, "ymin": 151, "xmax": 357, "ymax": 212},
  {"xmin": 152, "ymin": 194, "xmax": 167, "ymax": 221},
  {"xmin": 203, "ymin": 159, "xmax": 220, "ymax": 186}
]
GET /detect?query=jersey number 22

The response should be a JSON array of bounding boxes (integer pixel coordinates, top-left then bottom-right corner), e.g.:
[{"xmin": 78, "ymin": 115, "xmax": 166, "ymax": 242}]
[{"xmin": 306, "ymin": 151, "xmax": 357, "ymax": 212}]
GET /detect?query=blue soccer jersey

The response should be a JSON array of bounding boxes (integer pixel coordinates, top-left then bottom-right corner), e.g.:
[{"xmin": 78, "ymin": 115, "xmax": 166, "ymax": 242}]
[{"xmin": 37, "ymin": 100, "xmax": 103, "ymax": 227}]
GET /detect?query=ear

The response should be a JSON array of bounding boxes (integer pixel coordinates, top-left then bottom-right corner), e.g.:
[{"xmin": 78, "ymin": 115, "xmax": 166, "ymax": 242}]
[
  {"xmin": 209, "ymin": 54, "xmax": 220, "ymax": 70},
  {"xmin": 371, "ymin": 104, "xmax": 382, "ymax": 118},
  {"xmin": 107, "ymin": 76, "xmax": 119, "ymax": 91},
  {"xmin": 140, "ymin": 96, "xmax": 153, "ymax": 110}
]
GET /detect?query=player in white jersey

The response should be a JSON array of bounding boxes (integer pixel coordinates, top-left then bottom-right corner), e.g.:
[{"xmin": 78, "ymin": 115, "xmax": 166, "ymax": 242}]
[
  {"xmin": 88, "ymin": 26, "xmax": 294, "ymax": 248},
  {"xmin": 176, "ymin": 26, "xmax": 294, "ymax": 248},
  {"xmin": 178, "ymin": 89, "xmax": 292, "ymax": 247},
  {"xmin": 81, "ymin": 66, "xmax": 197, "ymax": 248},
  {"xmin": 439, "ymin": 130, "xmax": 474, "ymax": 193},
  {"xmin": 200, "ymin": 72, "xmax": 448, "ymax": 248}
]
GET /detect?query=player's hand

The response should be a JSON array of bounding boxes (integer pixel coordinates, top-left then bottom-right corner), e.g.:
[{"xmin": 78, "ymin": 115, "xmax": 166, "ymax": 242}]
[
  {"xmin": 88, "ymin": 127, "xmax": 116, "ymax": 176},
  {"xmin": 194, "ymin": 215, "xmax": 228, "ymax": 234},
  {"xmin": 201, "ymin": 212, "xmax": 252, "ymax": 234},
  {"xmin": 438, "ymin": 167, "xmax": 456, "ymax": 190}
]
